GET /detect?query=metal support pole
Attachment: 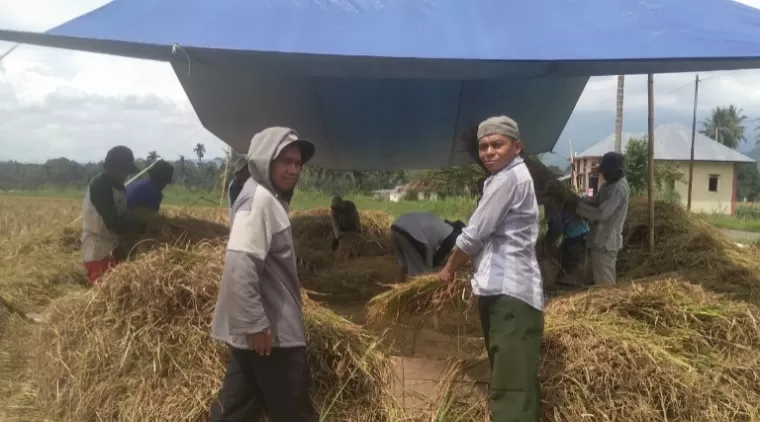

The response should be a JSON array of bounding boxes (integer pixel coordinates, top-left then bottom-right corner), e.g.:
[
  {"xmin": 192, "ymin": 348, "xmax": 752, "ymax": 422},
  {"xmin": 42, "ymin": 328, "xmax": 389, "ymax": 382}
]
[
  {"xmin": 647, "ymin": 74, "xmax": 655, "ymax": 254},
  {"xmin": 687, "ymin": 74, "xmax": 700, "ymax": 211}
]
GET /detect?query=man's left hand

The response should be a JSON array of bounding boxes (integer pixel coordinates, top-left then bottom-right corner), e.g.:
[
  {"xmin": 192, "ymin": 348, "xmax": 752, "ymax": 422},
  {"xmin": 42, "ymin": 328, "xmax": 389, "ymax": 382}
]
[{"xmin": 437, "ymin": 268, "xmax": 454, "ymax": 285}]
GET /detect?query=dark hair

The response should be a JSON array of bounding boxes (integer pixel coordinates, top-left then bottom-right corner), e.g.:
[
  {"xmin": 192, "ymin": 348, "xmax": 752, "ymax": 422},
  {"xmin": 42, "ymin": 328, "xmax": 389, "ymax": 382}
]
[
  {"xmin": 433, "ymin": 220, "xmax": 466, "ymax": 267},
  {"xmin": 148, "ymin": 160, "xmax": 174, "ymax": 183},
  {"xmin": 461, "ymin": 125, "xmax": 487, "ymax": 172}
]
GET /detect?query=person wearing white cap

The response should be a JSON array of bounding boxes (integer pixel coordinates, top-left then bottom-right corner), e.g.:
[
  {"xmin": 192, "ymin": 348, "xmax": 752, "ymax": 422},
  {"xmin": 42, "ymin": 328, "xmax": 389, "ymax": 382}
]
[
  {"xmin": 210, "ymin": 127, "xmax": 318, "ymax": 422},
  {"xmin": 437, "ymin": 116, "xmax": 544, "ymax": 421}
]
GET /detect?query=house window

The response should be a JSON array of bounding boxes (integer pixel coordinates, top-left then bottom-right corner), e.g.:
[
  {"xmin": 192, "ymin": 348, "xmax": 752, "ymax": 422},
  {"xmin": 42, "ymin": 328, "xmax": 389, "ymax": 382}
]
[{"xmin": 708, "ymin": 175, "xmax": 719, "ymax": 192}]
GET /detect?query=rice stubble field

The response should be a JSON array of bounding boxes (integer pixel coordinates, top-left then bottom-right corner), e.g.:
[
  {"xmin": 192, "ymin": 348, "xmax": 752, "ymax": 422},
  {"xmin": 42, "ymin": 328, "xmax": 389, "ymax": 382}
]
[{"xmin": 1, "ymin": 193, "xmax": 760, "ymax": 421}]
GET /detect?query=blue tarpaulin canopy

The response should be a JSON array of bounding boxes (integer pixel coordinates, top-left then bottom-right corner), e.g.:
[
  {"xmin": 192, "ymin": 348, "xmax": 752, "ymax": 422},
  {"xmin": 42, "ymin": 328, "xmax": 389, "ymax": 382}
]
[{"xmin": 2, "ymin": 0, "xmax": 760, "ymax": 170}]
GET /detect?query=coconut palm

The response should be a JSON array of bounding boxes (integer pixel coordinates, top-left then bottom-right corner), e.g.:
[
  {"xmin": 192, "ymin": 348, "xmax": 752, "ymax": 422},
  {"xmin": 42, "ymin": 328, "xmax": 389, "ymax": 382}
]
[
  {"xmin": 146, "ymin": 151, "xmax": 159, "ymax": 164},
  {"xmin": 193, "ymin": 143, "xmax": 206, "ymax": 163},
  {"xmin": 699, "ymin": 105, "xmax": 747, "ymax": 149}
]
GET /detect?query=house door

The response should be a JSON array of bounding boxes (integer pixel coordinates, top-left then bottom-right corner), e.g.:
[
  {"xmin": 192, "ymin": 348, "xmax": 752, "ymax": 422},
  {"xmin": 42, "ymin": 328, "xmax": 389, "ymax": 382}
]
[{"xmin": 589, "ymin": 174, "xmax": 599, "ymax": 196}]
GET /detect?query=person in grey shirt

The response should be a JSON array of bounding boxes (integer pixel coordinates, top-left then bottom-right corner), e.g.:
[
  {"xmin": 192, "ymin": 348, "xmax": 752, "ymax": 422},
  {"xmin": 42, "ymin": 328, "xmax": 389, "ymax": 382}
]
[
  {"xmin": 576, "ymin": 151, "xmax": 630, "ymax": 285},
  {"xmin": 390, "ymin": 212, "xmax": 465, "ymax": 281},
  {"xmin": 210, "ymin": 127, "xmax": 317, "ymax": 422},
  {"xmin": 438, "ymin": 116, "xmax": 544, "ymax": 421}
]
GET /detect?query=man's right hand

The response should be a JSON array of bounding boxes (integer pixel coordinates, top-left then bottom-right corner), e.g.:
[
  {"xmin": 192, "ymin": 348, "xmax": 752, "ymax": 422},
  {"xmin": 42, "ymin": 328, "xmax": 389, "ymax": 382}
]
[{"xmin": 248, "ymin": 329, "xmax": 273, "ymax": 356}]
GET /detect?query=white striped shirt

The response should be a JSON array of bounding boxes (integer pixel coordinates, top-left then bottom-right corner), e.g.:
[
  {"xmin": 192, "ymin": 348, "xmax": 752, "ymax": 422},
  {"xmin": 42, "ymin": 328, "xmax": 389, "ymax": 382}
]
[{"xmin": 455, "ymin": 156, "xmax": 544, "ymax": 311}]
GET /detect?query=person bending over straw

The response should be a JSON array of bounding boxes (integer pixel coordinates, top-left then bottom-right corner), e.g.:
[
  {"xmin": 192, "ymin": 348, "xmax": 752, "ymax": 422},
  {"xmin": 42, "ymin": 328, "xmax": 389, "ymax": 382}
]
[
  {"xmin": 574, "ymin": 151, "xmax": 629, "ymax": 285},
  {"xmin": 210, "ymin": 127, "xmax": 318, "ymax": 422},
  {"xmin": 125, "ymin": 159, "xmax": 174, "ymax": 212},
  {"xmin": 391, "ymin": 212, "xmax": 465, "ymax": 282},
  {"xmin": 329, "ymin": 194, "xmax": 362, "ymax": 251},
  {"xmin": 438, "ymin": 116, "xmax": 544, "ymax": 422},
  {"xmin": 81, "ymin": 146, "xmax": 145, "ymax": 285}
]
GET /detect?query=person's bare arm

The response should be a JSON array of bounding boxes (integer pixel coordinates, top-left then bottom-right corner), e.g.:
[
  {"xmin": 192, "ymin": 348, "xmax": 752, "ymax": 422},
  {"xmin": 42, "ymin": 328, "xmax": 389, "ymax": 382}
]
[{"xmin": 441, "ymin": 248, "xmax": 469, "ymax": 275}]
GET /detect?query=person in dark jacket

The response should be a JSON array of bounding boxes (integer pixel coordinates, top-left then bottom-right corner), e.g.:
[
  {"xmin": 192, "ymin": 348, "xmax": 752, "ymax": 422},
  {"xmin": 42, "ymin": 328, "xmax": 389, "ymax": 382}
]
[
  {"xmin": 391, "ymin": 212, "xmax": 465, "ymax": 282},
  {"xmin": 81, "ymin": 146, "xmax": 145, "ymax": 285},
  {"xmin": 228, "ymin": 158, "xmax": 250, "ymax": 207},
  {"xmin": 126, "ymin": 160, "xmax": 174, "ymax": 212},
  {"xmin": 329, "ymin": 194, "xmax": 362, "ymax": 251},
  {"xmin": 576, "ymin": 151, "xmax": 630, "ymax": 285},
  {"xmin": 541, "ymin": 195, "xmax": 590, "ymax": 279}
]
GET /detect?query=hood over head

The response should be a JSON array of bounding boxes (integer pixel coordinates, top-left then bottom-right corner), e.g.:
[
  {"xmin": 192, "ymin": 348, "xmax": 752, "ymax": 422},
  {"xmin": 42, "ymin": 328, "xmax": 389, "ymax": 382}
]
[
  {"xmin": 247, "ymin": 127, "xmax": 315, "ymax": 203},
  {"xmin": 330, "ymin": 194, "xmax": 344, "ymax": 210}
]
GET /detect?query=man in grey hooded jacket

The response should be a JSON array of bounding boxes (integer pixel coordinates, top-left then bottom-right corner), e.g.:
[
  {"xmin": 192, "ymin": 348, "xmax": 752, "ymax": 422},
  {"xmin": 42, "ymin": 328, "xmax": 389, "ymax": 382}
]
[{"xmin": 210, "ymin": 127, "xmax": 317, "ymax": 422}]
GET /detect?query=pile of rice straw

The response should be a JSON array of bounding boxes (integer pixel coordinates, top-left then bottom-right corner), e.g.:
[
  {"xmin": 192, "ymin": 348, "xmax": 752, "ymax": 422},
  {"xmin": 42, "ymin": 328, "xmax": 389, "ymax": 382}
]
[
  {"xmin": 366, "ymin": 274, "xmax": 473, "ymax": 324},
  {"xmin": 619, "ymin": 197, "xmax": 760, "ymax": 302},
  {"xmin": 367, "ymin": 198, "xmax": 760, "ymax": 322},
  {"xmin": 0, "ymin": 210, "xmax": 231, "ymax": 314},
  {"xmin": 15, "ymin": 243, "xmax": 396, "ymax": 421},
  {"xmin": 291, "ymin": 207, "xmax": 394, "ymax": 273},
  {"xmin": 441, "ymin": 277, "xmax": 760, "ymax": 422}
]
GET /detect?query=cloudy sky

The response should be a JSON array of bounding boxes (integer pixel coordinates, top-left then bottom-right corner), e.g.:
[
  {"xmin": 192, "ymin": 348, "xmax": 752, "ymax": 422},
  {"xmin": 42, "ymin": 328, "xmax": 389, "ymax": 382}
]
[{"xmin": 1, "ymin": 0, "xmax": 760, "ymax": 167}]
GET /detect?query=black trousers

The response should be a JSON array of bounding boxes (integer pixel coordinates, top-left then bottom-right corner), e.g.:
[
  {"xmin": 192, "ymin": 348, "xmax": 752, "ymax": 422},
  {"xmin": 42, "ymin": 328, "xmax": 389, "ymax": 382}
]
[
  {"xmin": 209, "ymin": 346, "xmax": 317, "ymax": 422},
  {"xmin": 478, "ymin": 295, "xmax": 543, "ymax": 422},
  {"xmin": 559, "ymin": 235, "xmax": 587, "ymax": 273}
]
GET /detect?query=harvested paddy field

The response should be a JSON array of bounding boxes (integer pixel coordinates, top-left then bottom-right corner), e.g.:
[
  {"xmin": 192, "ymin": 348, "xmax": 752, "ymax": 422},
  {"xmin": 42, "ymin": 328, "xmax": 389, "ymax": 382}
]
[{"xmin": 1, "ymin": 195, "xmax": 759, "ymax": 421}]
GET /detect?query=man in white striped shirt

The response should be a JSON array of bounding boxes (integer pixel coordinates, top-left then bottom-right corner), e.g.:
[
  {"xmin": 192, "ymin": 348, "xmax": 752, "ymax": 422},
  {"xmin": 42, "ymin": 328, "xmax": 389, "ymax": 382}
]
[{"xmin": 438, "ymin": 116, "xmax": 543, "ymax": 422}]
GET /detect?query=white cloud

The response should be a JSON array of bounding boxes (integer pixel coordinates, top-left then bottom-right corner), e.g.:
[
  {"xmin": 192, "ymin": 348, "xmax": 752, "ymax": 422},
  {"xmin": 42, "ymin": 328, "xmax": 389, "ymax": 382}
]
[
  {"xmin": 0, "ymin": 1, "xmax": 226, "ymax": 164},
  {"xmin": 574, "ymin": 71, "xmax": 760, "ymax": 115},
  {"xmin": 1, "ymin": 1, "xmax": 760, "ymax": 165}
]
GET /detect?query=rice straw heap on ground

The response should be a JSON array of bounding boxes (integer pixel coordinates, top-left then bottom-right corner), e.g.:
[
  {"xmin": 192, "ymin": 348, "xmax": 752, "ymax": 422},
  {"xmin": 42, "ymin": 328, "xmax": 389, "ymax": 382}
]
[
  {"xmin": 366, "ymin": 274, "xmax": 473, "ymax": 324},
  {"xmin": 620, "ymin": 197, "xmax": 760, "ymax": 303},
  {"xmin": 14, "ymin": 243, "xmax": 396, "ymax": 422},
  {"xmin": 539, "ymin": 277, "xmax": 760, "ymax": 421},
  {"xmin": 291, "ymin": 207, "xmax": 395, "ymax": 274}
]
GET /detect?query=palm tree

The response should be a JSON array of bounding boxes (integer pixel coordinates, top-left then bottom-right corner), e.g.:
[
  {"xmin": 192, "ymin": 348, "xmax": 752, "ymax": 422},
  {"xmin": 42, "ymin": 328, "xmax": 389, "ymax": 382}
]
[
  {"xmin": 700, "ymin": 105, "xmax": 747, "ymax": 149},
  {"xmin": 146, "ymin": 151, "xmax": 159, "ymax": 164},
  {"xmin": 755, "ymin": 117, "xmax": 760, "ymax": 147},
  {"xmin": 193, "ymin": 143, "xmax": 206, "ymax": 163}
]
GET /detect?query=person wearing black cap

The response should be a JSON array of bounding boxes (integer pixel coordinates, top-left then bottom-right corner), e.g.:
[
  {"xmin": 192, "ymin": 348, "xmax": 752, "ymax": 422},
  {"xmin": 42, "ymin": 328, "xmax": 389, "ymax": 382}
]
[
  {"xmin": 228, "ymin": 157, "xmax": 250, "ymax": 207},
  {"xmin": 81, "ymin": 146, "xmax": 145, "ymax": 285},
  {"xmin": 126, "ymin": 160, "xmax": 174, "ymax": 212},
  {"xmin": 575, "ymin": 151, "xmax": 630, "ymax": 285}
]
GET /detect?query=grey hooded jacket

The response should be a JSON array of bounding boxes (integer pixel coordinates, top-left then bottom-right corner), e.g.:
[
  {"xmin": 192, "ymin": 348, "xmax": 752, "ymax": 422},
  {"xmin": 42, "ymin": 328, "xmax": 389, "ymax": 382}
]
[{"xmin": 211, "ymin": 127, "xmax": 312, "ymax": 350}]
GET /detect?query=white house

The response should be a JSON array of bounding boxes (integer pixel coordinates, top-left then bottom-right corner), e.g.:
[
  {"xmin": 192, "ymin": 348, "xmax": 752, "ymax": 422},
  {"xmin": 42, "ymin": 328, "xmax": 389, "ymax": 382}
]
[
  {"xmin": 374, "ymin": 180, "xmax": 443, "ymax": 203},
  {"xmin": 574, "ymin": 123, "xmax": 755, "ymax": 215}
]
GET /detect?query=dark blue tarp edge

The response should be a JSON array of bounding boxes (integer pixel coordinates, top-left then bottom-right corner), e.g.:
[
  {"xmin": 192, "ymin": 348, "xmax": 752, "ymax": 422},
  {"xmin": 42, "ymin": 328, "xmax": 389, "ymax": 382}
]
[{"xmin": 4, "ymin": 29, "xmax": 760, "ymax": 78}]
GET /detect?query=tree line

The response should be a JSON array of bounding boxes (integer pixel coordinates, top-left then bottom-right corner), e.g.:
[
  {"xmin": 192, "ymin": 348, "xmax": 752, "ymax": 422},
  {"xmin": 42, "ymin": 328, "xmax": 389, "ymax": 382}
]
[{"xmin": 0, "ymin": 143, "xmax": 418, "ymax": 194}]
